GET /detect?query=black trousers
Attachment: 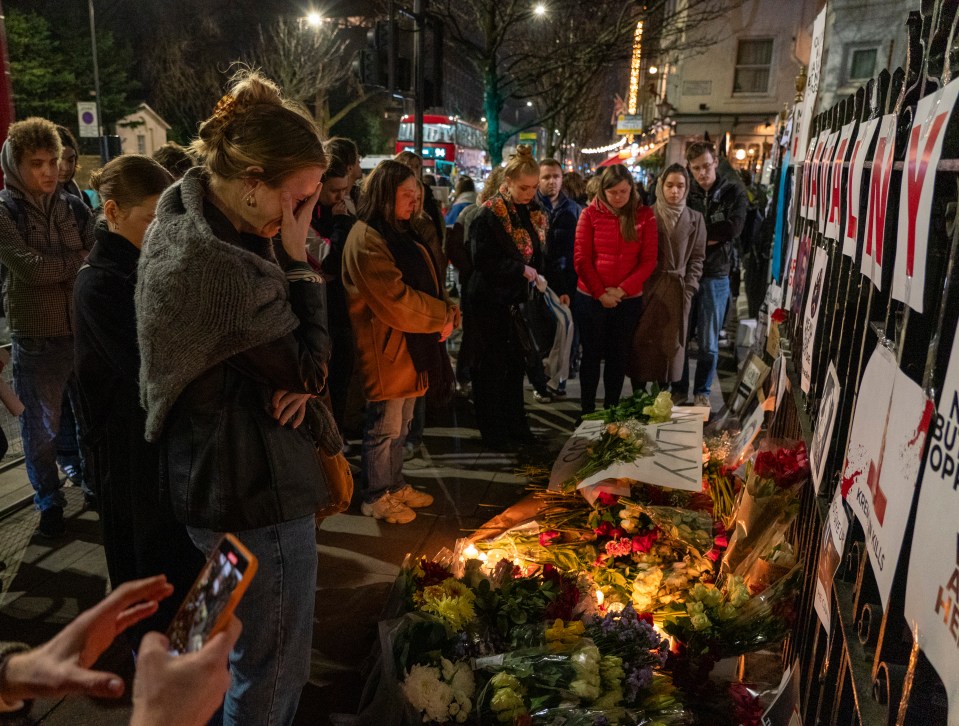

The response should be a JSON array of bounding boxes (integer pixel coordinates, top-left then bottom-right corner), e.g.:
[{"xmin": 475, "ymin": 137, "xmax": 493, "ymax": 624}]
[{"xmin": 468, "ymin": 311, "xmax": 531, "ymax": 444}]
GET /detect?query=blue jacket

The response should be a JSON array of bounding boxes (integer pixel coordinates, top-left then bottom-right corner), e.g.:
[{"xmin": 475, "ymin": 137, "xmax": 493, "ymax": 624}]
[{"xmin": 536, "ymin": 190, "xmax": 581, "ymax": 298}]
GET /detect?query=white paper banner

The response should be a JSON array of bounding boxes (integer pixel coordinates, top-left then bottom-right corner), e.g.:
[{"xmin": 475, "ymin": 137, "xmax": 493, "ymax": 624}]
[
  {"xmin": 817, "ymin": 131, "xmax": 839, "ymax": 235},
  {"xmin": 894, "ymin": 77, "xmax": 959, "ymax": 314},
  {"xmin": 793, "ymin": 8, "xmax": 826, "ymax": 164},
  {"xmin": 905, "ymin": 313, "xmax": 959, "ymax": 726},
  {"xmin": 843, "ymin": 119, "xmax": 877, "ymax": 258},
  {"xmin": 861, "ymin": 114, "xmax": 897, "ymax": 289},
  {"xmin": 549, "ymin": 413, "xmax": 704, "ymax": 493},
  {"xmin": 801, "ymin": 246, "xmax": 828, "ymax": 394},
  {"xmin": 811, "ymin": 363, "xmax": 841, "ymax": 493},
  {"xmin": 844, "ymin": 345, "xmax": 933, "ymax": 609},
  {"xmin": 825, "ymin": 123, "xmax": 854, "ymax": 241}
]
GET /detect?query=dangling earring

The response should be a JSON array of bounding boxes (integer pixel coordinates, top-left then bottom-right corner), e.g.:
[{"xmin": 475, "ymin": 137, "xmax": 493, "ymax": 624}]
[{"xmin": 245, "ymin": 192, "xmax": 257, "ymax": 208}]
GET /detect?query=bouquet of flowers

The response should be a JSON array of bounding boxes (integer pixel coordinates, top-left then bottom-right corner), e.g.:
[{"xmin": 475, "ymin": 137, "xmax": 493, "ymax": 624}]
[
  {"xmin": 582, "ymin": 387, "xmax": 674, "ymax": 425},
  {"xmin": 402, "ymin": 657, "xmax": 476, "ymax": 723},
  {"xmin": 702, "ymin": 433, "xmax": 740, "ymax": 526},
  {"xmin": 564, "ymin": 421, "xmax": 650, "ymax": 493},
  {"xmin": 721, "ymin": 440, "xmax": 808, "ymax": 576}
]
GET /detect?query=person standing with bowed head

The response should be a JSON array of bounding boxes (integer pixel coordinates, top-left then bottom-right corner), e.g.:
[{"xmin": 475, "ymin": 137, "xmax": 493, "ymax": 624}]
[
  {"xmin": 463, "ymin": 145, "xmax": 546, "ymax": 449},
  {"xmin": 573, "ymin": 164, "xmax": 657, "ymax": 417},
  {"xmin": 628, "ymin": 164, "xmax": 705, "ymax": 390},
  {"xmin": 73, "ymin": 155, "xmax": 204, "ymax": 644},
  {"xmin": 343, "ymin": 160, "xmax": 457, "ymax": 524},
  {"xmin": 135, "ymin": 69, "xmax": 341, "ymax": 725}
]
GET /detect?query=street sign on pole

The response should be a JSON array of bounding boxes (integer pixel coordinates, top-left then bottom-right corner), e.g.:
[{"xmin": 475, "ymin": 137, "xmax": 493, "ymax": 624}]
[
  {"xmin": 77, "ymin": 102, "xmax": 98, "ymax": 138},
  {"xmin": 616, "ymin": 114, "xmax": 644, "ymax": 135}
]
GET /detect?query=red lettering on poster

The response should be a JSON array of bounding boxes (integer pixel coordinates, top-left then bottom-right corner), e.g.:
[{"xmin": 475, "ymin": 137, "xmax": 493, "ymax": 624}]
[
  {"xmin": 845, "ymin": 136, "xmax": 865, "ymax": 241},
  {"xmin": 904, "ymin": 112, "xmax": 949, "ymax": 277},
  {"xmin": 866, "ymin": 134, "xmax": 893, "ymax": 266},
  {"xmin": 828, "ymin": 138, "xmax": 849, "ymax": 228}
]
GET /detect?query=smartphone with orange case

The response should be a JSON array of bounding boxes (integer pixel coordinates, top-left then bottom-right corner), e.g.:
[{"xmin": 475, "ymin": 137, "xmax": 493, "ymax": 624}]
[{"xmin": 165, "ymin": 533, "xmax": 258, "ymax": 655}]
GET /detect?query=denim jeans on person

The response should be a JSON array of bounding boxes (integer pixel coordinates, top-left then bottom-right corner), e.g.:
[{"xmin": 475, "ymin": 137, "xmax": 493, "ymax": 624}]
[
  {"xmin": 572, "ymin": 293, "xmax": 644, "ymax": 415},
  {"xmin": 187, "ymin": 515, "xmax": 317, "ymax": 726},
  {"xmin": 678, "ymin": 275, "xmax": 730, "ymax": 397},
  {"xmin": 361, "ymin": 397, "xmax": 416, "ymax": 503},
  {"xmin": 11, "ymin": 335, "xmax": 84, "ymax": 511}
]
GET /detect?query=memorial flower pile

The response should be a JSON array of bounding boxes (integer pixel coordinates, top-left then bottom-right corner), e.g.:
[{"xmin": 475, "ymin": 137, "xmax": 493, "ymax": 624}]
[
  {"xmin": 582, "ymin": 387, "xmax": 675, "ymax": 425},
  {"xmin": 563, "ymin": 421, "xmax": 650, "ymax": 493}
]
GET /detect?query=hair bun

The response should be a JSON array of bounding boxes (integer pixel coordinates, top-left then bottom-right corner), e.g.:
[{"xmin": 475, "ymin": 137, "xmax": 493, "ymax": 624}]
[
  {"xmin": 515, "ymin": 145, "xmax": 534, "ymax": 158},
  {"xmin": 88, "ymin": 168, "xmax": 103, "ymax": 193}
]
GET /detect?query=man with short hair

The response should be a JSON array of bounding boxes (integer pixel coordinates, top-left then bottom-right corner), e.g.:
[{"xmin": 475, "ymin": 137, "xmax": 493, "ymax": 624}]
[
  {"xmin": 677, "ymin": 141, "xmax": 748, "ymax": 409},
  {"xmin": 536, "ymin": 158, "xmax": 582, "ymax": 395},
  {"xmin": 0, "ymin": 117, "xmax": 95, "ymax": 537}
]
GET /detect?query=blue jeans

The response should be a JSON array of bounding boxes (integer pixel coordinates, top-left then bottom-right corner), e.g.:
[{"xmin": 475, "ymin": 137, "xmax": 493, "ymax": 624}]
[
  {"xmin": 11, "ymin": 335, "xmax": 81, "ymax": 511},
  {"xmin": 692, "ymin": 276, "xmax": 730, "ymax": 396},
  {"xmin": 187, "ymin": 515, "xmax": 317, "ymax": 726},
  {"xmin": 361, "ymin": 397, "xmax": 415, "ymax": 503}
]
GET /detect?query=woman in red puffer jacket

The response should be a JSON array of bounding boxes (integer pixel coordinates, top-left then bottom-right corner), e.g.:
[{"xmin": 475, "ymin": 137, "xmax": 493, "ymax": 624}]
[{"xmin": 573, "ymin": 164, "xmax": 658, "ymax": 416}]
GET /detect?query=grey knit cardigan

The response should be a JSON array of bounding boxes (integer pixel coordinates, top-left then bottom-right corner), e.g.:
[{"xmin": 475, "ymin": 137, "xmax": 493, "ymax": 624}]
[{"xmin": 135, "ymin": 168, "xmax": 299, "ymax": 441}]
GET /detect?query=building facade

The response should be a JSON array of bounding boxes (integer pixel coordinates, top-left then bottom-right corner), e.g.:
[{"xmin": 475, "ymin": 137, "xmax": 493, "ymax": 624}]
[{"xmin": 115, "ymin": 104, "xmax": 171, "ymax": 157}]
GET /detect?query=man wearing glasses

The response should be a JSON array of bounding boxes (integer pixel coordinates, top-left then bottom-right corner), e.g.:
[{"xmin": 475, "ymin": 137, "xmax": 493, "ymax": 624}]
[{"xmin": 675, "ymin": 141, "xmax": 748, "ymax": 410}]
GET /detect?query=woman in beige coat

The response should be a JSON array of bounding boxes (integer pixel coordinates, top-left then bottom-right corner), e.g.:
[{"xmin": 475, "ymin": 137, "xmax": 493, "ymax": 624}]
[
  {"xmin": 343, "ymin": 160, "xmax": 458, "ymax": 524},
  {"xmin": 630, "ymin": 164, "xmax": 706, "ymax": 387}
]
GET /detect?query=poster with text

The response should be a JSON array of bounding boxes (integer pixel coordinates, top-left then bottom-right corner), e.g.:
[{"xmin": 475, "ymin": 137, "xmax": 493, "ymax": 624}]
[
  {"xmin": 894, "ymin": 77, "xmax": 959, "ymax": 314},
  {"xmin": 825, "ymin": 123, "xmax": 854, "ymax": 241},
  {"xmin": 817, "ymin": 131, "xmax": 839, "ymax": 235},
  {"xmin": 789, "ymin": 232, "xmax": 813, "ymax": 318},
  {"xmin": 811, "ymin": 363, "xmax": 841, "ymax": 493},
  {"xmin": 801, "ymin": 247, "xmax": 827, "ymax": 394},
  {"xmin": 844, "ymin": 346, "xmax": 933, "ymax": 608},
  {"xmin": 843, "ymin": 119, "xmax": 877, "ymax": 258},
  {"xmin": 861, "ymin": 114, "xmax": 898, "ymax": 290},
  {"xmin": 814, "ymin": 486, "xmax": 850, "ymax": 630},
  {"xmin": 904, "ymin": 314, "xmax": 959, "ymax": 726},
  {"xmin": 793, "ymin": 8, "xmax": 826, "ymax": 164}
]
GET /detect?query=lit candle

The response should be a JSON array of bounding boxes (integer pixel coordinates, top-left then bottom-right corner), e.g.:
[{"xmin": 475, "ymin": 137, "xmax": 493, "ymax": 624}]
[
  {"xmin": 595, "ymin": 589, "xmax": 605, "ymax": 606},
  {"xmin": 463, "ymin": 543, "xmax": 480, "ymax": 559}
]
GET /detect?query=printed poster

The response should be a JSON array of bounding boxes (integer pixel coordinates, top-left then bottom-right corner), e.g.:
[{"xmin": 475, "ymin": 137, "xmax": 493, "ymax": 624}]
[
  {"xmin": 550, "ymin": 412, "xmax": 704, "ymax": 494},
  {"xmin": 792, "ymin": 7, "xmax": 826, "ymax": 163},
  {"xmin": 762, "ymin": 660, "xmax": 803, "ymax": 726},
  {"xmin": 789, "ymin": 232, "xmax": 813, "ymax": 318},
  {"xmin": 842, "ymin": 119, "xmax": 877, "ymax": 258},
  {"xmin": 861, "ymin": 114, "xmax": 897, "ymax": 289},
  {"xmin": 811, "ymin": 363, "xmax": 841, "ymax": 493},
  {"xmin": 815, "ymin": 485, "xmax": 850, "ymax": 630},
  {"xmin": 801, "ymin": 246, "xmax": 827, "ymax": 394},
  {"xmin": 905, "ymin": 314, "xmax": 959, "ymax": 726},
  {"xmin": 817, "ymin": 131, "xmax": 839, "ymax": 235},
  {"xmin": 894, "ymin": 77, "xmax": 959, "ymax": 314},
  {"xmin": 843, "ymin": 345, "xmax": 933, "ymax": 608},
  {"xmin": 824, "ymin": 123, "xmax": 854, "ymax": 242}
]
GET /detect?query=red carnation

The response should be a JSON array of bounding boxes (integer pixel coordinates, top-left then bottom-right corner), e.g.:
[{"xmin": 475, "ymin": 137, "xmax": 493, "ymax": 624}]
[
  {"xmin": 596, "ymin": 492, "xmax": 620, "ymax": 508},
  {"xmin": 539, "ymin": 530, "xmax": 561, "ymax": 547}
]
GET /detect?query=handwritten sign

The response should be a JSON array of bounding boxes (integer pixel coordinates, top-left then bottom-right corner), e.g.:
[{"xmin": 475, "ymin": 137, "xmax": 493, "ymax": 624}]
[
  {"xmin": 894, "ymin": 77, "xmax": 959, "ymax": 314},
  {"xmin": 905, "ymin": 312, "xmax": 959, "ymax": 726},
  {"xmin": 549, "ymin": 413, "xmax": 704, "ymax": 494},
  {"xmin": 793, "ymin": 7, "xmax": 826, "ymax": 163}
]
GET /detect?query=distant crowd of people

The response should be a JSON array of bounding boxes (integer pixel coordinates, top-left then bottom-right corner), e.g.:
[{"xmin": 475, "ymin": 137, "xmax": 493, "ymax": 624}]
[{"xmin": 0, "ymin": 63, "xmax": 757, "ymax": 723}]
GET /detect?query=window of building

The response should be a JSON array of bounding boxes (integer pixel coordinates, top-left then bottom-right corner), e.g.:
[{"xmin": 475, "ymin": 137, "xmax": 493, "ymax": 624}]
[
  {"xmin": 848, "ymin": 47, "xmax": 878, "ymax": 82},
  {"xmin": 733, "ymin": 38, "xmax": 773, "ymax": 95},
  {"xmin": 137, "ymin": 135, "xmax": 146, "ymax": 154}
]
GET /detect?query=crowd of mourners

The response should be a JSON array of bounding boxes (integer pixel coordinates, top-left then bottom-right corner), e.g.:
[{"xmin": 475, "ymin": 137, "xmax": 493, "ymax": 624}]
[{"xmin": 0, "ymin": 68, "xmax": 754, "ymax": 724}]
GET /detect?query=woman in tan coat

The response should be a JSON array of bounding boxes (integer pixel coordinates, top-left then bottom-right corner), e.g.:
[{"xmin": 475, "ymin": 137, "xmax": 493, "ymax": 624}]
[
  {"xmin": 343, "ymin": 160, "xmax": 458, "ymax": 524},
  {"xmin": 630, "ymin": 164, "xmax": 706, "ymax": 388}
]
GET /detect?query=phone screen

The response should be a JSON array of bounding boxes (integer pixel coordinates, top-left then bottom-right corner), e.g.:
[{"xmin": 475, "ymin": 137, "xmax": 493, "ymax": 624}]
[{"xmin": 166, "ymin": 536, "xmax": 253, "ymax": 655}]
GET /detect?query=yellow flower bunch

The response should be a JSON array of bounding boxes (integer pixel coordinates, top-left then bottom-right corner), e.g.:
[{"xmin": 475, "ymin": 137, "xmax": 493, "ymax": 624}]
[
  {"xmin": 420, "ymin": 578, "xmax": 477, "ymax": 631},
  {"xmin": 545, "ymin": 618, "xmax": 585, "ymax": 651}
]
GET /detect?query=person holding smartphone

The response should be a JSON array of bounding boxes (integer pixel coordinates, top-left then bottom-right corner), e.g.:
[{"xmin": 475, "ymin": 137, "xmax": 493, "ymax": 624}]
[{"xmin": 136, "ymin": 69, "xmax": 339, "ymax": 724}]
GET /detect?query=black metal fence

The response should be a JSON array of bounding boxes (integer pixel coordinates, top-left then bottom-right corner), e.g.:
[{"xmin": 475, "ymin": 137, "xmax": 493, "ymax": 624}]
[{"xmin": 765, "ymin": 0, "xmax": 959, "ymax": 723}]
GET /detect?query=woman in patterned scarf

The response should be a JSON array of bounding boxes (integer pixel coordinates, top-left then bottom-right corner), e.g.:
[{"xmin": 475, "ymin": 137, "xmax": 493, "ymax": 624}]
[{"xmin": 463, "ymin": 146, "xmax": 546, "ymax": 449}]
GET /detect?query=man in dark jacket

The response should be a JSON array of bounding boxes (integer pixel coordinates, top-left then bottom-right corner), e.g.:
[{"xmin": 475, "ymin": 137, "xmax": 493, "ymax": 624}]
[
  {"xmin": 676, "ymin": 141, "xmax": 748, "ymax": 409},
  {"xmin": 0, "ymin": 118, "xmax": 96, "ymax": 537},
  {"xmin": 537, "ymin": 158, "xmax": 582, "ymax": 387}
]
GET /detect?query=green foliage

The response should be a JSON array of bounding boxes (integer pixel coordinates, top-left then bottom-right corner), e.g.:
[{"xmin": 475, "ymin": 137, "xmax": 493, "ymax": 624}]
[
  {"xmin": 471, "ymin": 575, "xmax": 558, "ymax": 649},
  {"xmin": 5, "ymin": 9, "xmax": 139, "ymax": 129}
]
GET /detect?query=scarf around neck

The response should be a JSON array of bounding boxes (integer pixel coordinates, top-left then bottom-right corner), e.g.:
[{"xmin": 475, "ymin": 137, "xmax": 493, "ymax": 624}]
[
  {"xmin": 654, "ymin": 175, "xmax": 688, "ymax": 239},
  {"xmin": 484, "ymin": 191, "xmax": 546, "ymax": 263}
]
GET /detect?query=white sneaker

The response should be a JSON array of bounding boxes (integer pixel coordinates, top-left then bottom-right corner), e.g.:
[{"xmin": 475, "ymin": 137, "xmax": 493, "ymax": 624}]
[
  {"xmin": 392, "ymin": 484, "xmax": 434, "ymax": 509},
  {"xmin": 361, "ymin": 493, "xmax": 416, "ymax": 524},
  {"xmin": 694, "ymin": 393, "xmax": 711, "ymax": 408}
]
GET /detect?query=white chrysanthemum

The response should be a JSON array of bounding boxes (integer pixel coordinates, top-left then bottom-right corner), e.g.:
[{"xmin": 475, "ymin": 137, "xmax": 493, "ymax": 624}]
[{"xmin": 403, "ymin": 664, "xmax": 453, "ymax": 722}]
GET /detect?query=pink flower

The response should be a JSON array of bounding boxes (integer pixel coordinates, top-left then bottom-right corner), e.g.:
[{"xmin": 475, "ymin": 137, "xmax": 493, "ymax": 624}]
[
  {"xmin": 631, "ymin": 530, "xmax": 659, "ymax": 553},
  {"xmin": 594, "ymin": 522, "xmax": 614, "ymax": 537},
  {"xmin": 596, "ymin": 492, "xmax": 620, "ymax": 508},
  {"xmin": 539, "ymin": 530, "xmax": 561, "ymax": 547},
  {"xmin": 605, "ymin": 538, "xmax": 633, "ymax": 557}
]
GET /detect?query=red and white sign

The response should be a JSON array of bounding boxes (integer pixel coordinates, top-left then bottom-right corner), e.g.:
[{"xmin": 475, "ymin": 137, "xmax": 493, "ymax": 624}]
[
  {"xmin": 843, "ymin": 345, "xmax": 933, "ymax": 609},
  {"xmin": 905, "ymin": 311, "xmax": 959, "ymax": 726},
  {"xmin": 826, "ymin": 123, "xmax": 854, "ymax": 241},
  {"xmin": 861, "ymin": 114, "xmax": 897, "ymax": 289},
  {"xmin": 894, "ymin": 77, "xmax": 959, "ymax": 314},
  {"xmin": 817, "ymin": 131, "xmax": 839, "ymax": 235},
  {"xmin": 843, "ymin": 119, "xmax": 877, "ymax": 258}
]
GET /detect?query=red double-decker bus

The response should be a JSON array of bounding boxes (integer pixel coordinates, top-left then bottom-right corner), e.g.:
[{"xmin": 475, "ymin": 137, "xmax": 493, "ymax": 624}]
[{"xmin": 395, "ymin": 114, "xmax": 488, "ymax": 176}]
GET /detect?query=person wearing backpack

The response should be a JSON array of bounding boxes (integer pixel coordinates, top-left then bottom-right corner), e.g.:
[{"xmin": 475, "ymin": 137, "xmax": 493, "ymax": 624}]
[{"xmin": 0, "ymin": 117, "xmax": 95, "ymax": 538}]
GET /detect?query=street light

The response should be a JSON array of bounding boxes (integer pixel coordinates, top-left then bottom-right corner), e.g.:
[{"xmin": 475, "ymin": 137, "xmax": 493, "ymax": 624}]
[
  {"xmin": 526, "ymin": 100, "xmax": 533, "ymax": 107},
  {"xmin": 305, "ymin": 11, "xmax": 323, "ymax": 27},
  {"xmin": 649, "ymin": 65, "xmax": 658, "ymax": 74},
  {"xmin": 533, "ymin": 3, "xmax": 547, "ymax": 16}
]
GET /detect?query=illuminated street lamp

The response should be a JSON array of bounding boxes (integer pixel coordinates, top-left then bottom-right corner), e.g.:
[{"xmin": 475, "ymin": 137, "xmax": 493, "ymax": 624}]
[
  {"xmin": 649, "ymin": 65, "xmax": 658, "ymax": 74},
  {"xmin": 533, "ymin": 3, "xmax": 547, "ymax": 16},
  {"xmin": 305, "ymin": 11, "xmax": 323, "ymax": 27}
]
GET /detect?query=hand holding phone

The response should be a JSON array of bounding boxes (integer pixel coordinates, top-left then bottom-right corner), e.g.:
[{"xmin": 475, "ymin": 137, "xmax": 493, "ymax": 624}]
[{"xmin": 166, "ymin": 534, "xmax": 257, "ymax": 656}]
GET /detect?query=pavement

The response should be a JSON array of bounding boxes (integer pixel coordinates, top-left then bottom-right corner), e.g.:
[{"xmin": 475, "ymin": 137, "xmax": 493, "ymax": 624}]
[{"xmin": 0, "ymin": 334, "xmax": 739, "ymax": 725}]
